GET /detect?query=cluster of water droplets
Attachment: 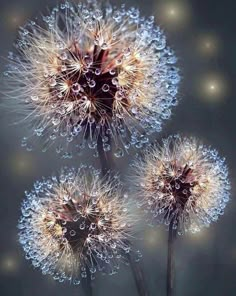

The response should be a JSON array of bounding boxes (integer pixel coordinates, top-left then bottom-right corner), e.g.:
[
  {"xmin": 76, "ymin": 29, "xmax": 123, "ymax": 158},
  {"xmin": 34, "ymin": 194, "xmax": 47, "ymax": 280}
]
[
  {"xmin": 18, "ymin": 165, "xmax": 136, "ymax": 284},
  {"xmin": 132, "ymin": 135, "xmax": 230, "ymax": 234},
  {"xmin": 5, "ymin": 1, "xmax": 180, "ymax": 158}
]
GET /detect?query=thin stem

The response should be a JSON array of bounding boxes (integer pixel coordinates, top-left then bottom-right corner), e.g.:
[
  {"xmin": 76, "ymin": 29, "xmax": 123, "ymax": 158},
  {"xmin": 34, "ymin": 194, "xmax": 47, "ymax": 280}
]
[
  {"xmin": 81, "ymin": 266, "xmax": 93, "ymax": 296},
  {"xmin": 97, "ymin": 134, "xmax": 113, "ymax": 175},
  {"xmin": 127, "ymin": 252, "xmax": 149, "ymax": 296},
  {"xmin": 97, "ymin": 135, "xmax": 149, "ymax": 296},
  {"xmin": 167, "ymin": 220, "xmax": 178, "ymax": 296}
]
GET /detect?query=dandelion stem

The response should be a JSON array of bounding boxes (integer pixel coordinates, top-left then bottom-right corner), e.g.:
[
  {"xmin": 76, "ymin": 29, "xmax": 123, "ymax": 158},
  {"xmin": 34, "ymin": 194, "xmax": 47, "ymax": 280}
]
[
  {"xmin": 127, "ymin": 252, "xmax": 149, "ymax": 296},
  {"xmin": 97, "ymin": 135, "xmax": 149, "ymax": 296},
  {"xmin": 81, "ymin": 266, "xmax": 93, "ymax": 296},
  {"xmin": 97, "ymin": 134, "xmax": 113, "ymax": 175},
  {"xmin": 167, "ymin": 220, "xmax": 178, "ymax": 296}
]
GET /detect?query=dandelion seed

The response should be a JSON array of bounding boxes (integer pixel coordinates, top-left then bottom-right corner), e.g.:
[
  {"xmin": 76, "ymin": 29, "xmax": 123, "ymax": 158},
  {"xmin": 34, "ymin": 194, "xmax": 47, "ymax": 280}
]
[
  {"xmin": 131, "ymin": 135, "xmax": 230, "ymax": 234},
  {"xmin": 4, "ymin": 1, "xmax": 180, "ymax": 157},
  {"xmin": 18, "ymin": 165, "xmax": 134, "ymax": 284},
  {"xmin": 131, "ymin": 135, "xmax": 230, "ymax": 296}
]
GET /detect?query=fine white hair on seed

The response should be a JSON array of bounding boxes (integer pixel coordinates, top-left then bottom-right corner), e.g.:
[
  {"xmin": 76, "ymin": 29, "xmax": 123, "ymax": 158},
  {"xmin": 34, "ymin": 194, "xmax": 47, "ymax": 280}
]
[
  {"xmin": 4, "ymin": 1, "xmax": 180, "ymax": 158},
  {"xmin": 18, "ymin": 165, "xmax": 137, "ymax": 284},
  {"xmin": 131, "ymin": 135, "xmax": 230, "ymax": 234}
]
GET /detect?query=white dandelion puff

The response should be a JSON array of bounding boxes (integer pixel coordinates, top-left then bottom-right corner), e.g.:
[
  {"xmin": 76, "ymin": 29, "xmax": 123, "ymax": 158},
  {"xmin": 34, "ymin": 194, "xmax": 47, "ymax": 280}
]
[
  {"xmin": 18, "ymin": 165, "xmax": 135, "ymax": 284},
  {"xmin": 131, "ymin": 135, "xmax": 230, "ymax": 234},
  {"xmin": 4, "ymin": 1, "xmax": 180, "ymax": 158}
]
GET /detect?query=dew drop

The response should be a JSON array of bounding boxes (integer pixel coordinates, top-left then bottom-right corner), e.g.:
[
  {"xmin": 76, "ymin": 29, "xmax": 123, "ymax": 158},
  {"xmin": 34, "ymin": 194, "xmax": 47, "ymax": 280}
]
[
  {"xmin": 72, "ymin": 83, "xmax": 81, "ymax": 94},
  {"xmin": 175, "ymin": 183, "xmax": 180, "ymax": 190},
  {"xmin": 70, "ymin": 230, "xmax": 76, "ymax": 237},
  {"xmin": 109, "ymin": 69, "xmax": 116, "ymax": 75},
  {"xmin": 49, "ymin": 78, "xmax": 57, "ymax": 87},
  {"xmin": 103, "ymin": 143, "xmax": 111, "ymax": 152},
  {"xmin": 56, "ymin": 41, "xmax": 65, "ymax": 50},
  {"xmin": 52, "ymin": 116, "xmax": 61, "ymax": 126},
  {"xmin": 80, "ymin": 222, "xmax": 85, "ymax": 230},
  {"xmin": 31, "ymin": 95, "xmax": 39, "ymax": 101},
  {"xmin": 116, "ymin": 59, "xmax": 122, "ymax": 65},
  {"xmin": 115, "ymin": 91, "xmax": 123, "ymax": 101},
  {"xmin": 101, "ymin": 42, "xmax": 108, "ymax": 50},
  {"xmin": 60, "ymin": 52, "xmax": 68, "ymax": 60},
  {"xmin": 88, "ymin": 80, "xmax": 96, "ymax": 88},
  {"xmin": 102, "ymin": 84, "xmax": 110, "ymax": 92},
  {"xmin": 90, "ymin": 223, "xmax": 96, "ymax": 230},
  {"xmin": 95, "ymin": 68, "xmax": 101, "ymax": 75},
  {"xmin": 114, "ymin": 147, "xmax": 124, "ymax": 158},
  {"xmin": 112, "ymin": 77, "xmax": 119, "ymax": 85},
  {"xmin": 61, "ymin": 65, "xmax": 67, "ymax": 72}
]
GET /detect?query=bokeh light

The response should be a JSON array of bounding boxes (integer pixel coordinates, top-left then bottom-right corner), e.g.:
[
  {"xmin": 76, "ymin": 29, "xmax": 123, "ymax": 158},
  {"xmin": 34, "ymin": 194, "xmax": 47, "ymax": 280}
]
[
  {"xmin": 4, "ymin": 7, "xmax": 28, "ymax": 30},
  {"xmin": 154, "ymin": 0, "xmax": 191, "ymax": 30},
  {"xmin": 186, "ymin": 228, "xmax": 211, "ymax": 246},
  {"xmin": 197, "ymin": 34, "xmax": 220, "ymax": 56},
  {"xmin": 197, "ymin": 73, "xmax": 228, "ymax": 103},
  {"xmin": 0, "ymin": 1, "xmax": 235, "ymax": 295},
  {"xmin": 10, "ymin": 152, "xmax": 35, "ymax": 176},
  {"xmin": 1, "ymin": 253, "xmax": 20, "ymax": 274},
  {"xmin": 143, "ymin": 227, "xmax": 164, "ymax": 250}
]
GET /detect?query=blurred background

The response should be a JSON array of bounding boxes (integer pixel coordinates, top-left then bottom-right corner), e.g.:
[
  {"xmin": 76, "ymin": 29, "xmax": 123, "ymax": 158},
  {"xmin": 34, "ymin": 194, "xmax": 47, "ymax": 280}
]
[{"xmin": 0, "ymin": 0, "xmax": 235, "ymax": 295}]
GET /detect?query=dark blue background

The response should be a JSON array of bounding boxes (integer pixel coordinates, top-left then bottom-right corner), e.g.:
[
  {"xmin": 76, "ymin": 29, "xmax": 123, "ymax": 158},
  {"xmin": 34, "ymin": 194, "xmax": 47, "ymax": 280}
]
[{"xmin": 0, "ymin": 0, "xmax": 235, "ymax": 295}]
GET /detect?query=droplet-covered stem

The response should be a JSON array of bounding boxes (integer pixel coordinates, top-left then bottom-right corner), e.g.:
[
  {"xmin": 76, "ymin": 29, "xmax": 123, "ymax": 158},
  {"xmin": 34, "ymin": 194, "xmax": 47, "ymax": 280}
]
[{"xmin": 81, "ymin": 265, "xmax": 93, "ymax": 296}]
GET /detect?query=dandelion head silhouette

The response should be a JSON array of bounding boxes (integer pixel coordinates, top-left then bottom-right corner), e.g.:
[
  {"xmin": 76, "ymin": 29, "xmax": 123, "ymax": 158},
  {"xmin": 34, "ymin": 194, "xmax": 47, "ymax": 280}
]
[
  {"xmin": 4, "ymin": 0, "xmax": 180, "ymax": 158},
  {"xmin": 132, "ymin": 135, "xmax": 230, "ymax": 234},
  {"xmin": 18, "ymin": 165, "xmax": 134, "ymax": 284}
]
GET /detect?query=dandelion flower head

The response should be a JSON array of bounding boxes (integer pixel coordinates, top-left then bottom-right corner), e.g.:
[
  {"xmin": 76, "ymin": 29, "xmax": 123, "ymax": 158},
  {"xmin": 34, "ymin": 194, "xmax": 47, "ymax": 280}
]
[
  {"xmin": 131, "ymin": 135, "xmax": 230, "ymax": 234},
  {"xmin": 5, "ymin": 1, "xmax": 180, "ymax": 158},
  {"xmin": 18, "ymin": 165, "xmax": 134, "ymax": 284}
]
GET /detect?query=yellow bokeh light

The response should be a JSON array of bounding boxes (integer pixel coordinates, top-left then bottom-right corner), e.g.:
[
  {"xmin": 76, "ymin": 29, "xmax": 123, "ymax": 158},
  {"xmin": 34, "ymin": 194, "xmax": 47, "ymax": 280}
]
[
  {"xmin": 143, "ymin": 227, "xmax": 164, "ymax": 249},
  {"xmin": 197, "ymin": 73, "xmax": 228, "ymax": 103},
  {"xmin": 1, "ymin": 254, "xmax": 20, "ymax": 274},
  {"xmin": 10, "ymin": 152, "xmax": 35, "ymax": 176},
  {"xmin": 186, "ymin": 228, "xmax": 211, "ymax": 245},
  {"xmin": 4, "ymin": 6, "xmax": 28, "ymax": 30},
  {"xmin": 198, "ymin": 34, "xmax": 220, "ymax": 56},
  {"xmin": 154, "ymin": 0, "xmax": 191, "ymax": 30}
]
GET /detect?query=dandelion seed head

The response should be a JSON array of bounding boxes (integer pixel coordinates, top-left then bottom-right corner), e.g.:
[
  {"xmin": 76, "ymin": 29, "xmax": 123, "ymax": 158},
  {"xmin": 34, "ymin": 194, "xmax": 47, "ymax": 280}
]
[
  {"xmin": 5, "ymin": 1, "xmax": 179, "ymax": 157},
  {"xmin": 131, "ymin": 135, "xmax": 230, "ymax": 234},
  {"xmin": 18, "ymin": 165, "xmax": 134, "ymax": 284}
]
